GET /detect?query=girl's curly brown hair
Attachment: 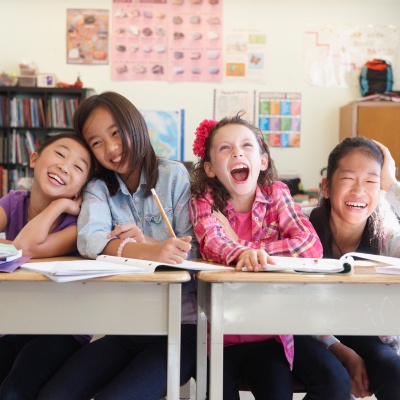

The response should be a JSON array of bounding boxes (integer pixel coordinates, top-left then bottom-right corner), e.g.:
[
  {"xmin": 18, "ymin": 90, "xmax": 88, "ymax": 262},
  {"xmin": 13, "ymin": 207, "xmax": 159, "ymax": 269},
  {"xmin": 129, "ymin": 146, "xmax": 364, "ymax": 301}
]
[{"xmin": 191, "ymin": 112, "xmax": 277, "ymax": 213}]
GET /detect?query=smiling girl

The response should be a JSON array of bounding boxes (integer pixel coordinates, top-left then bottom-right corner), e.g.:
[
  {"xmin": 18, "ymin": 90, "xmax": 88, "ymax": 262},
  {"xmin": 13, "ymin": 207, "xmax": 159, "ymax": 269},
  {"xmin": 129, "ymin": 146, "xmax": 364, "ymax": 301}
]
[
  {"xmin": 0, "ymin": 132, "xmax": 94, "ymax": 399},
  {"xmin": 309, "ymin": 137, "xmax": 400, "ymax": 399},
  {"xmin": 189, "ymin": 113, "xmax": 339, "ymax": 400}
]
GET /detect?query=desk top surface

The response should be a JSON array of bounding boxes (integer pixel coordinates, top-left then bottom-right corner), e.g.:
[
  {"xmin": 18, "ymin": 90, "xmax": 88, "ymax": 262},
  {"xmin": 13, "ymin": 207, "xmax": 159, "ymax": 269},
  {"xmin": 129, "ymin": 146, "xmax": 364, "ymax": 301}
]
[
  {"xmin": 0, "ymin": 257, "xmax": 191, "ymax": 283},
  {"xmin": 197, "ymin": 263, "xmax": 400, "ymax": 284}
]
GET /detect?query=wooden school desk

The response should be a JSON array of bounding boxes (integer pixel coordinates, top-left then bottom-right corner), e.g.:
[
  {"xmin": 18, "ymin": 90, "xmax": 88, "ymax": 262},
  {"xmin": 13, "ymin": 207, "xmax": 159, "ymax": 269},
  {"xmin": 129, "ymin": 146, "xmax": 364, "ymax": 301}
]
[
  {"xmin": 195, "ymin": 265, "xmax": 400, "ymax": 400},
  {"xmin": 0, "ymin": 257, "xmax": 190, "ymax": 400}
]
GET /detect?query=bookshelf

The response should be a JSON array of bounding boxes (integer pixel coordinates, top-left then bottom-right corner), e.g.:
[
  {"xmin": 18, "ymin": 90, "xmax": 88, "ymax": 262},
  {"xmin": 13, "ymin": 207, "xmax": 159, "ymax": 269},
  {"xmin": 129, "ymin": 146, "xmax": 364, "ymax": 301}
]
[{"xmin": 0, "ymin": 86, "xmax": 94, "ymax": 195}]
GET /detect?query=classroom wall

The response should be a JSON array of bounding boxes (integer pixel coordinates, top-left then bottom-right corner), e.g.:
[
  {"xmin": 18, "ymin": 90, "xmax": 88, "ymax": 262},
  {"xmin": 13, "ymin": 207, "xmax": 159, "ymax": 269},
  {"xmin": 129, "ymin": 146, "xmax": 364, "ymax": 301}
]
[{"xmin": 1, "ymin": 0, "xmax": 400, "ymax": 189}]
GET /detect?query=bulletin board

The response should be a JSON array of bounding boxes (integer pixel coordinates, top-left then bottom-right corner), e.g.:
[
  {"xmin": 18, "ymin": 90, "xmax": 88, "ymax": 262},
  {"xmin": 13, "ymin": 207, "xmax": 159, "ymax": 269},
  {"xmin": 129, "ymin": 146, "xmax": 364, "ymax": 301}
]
[{"xmin": 258, "ymin": 92, "xmax": 301, "ymax": 148}]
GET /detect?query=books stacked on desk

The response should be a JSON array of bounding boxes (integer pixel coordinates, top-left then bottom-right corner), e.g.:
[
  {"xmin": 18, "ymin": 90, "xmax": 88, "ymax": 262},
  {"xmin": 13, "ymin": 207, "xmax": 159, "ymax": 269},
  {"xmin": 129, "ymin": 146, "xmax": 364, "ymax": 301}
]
[
  {"xmin": 0, "ymin": 244, "xmax": 30, "ymax": 272},
  {"xmin": 20, "ymin": 255, "xmax": 234, "ymax": 282}
]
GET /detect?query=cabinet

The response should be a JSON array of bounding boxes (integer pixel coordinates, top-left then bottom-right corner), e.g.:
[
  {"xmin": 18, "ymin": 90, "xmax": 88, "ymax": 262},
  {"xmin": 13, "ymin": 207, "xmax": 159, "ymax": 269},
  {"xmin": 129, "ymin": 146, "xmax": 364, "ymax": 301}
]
[
  {"xmin": 0, "ymin": 86, "xmax": 94, "ymax": 194},
  {"xmin": 339, "ymin": 100, "xmax": 400, "ymax": 171}
]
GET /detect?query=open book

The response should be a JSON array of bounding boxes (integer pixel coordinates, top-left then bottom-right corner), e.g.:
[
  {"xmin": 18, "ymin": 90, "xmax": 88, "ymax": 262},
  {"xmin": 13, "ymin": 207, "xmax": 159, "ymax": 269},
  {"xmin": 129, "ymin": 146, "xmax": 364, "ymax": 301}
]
[
  {"xmin": 20, "ymin": 255, "xmax": 233, "ymax": 282},
  {"xmin": 253, "ymin": 252, "xmax": 400, "ymax": 275},
  {"xmin": 347, "ymin": 253, "xmax": 400, "ymax": 275},
  {"xmin": 242, "ymin": 254, "xmax": 353, "ymax": 274}
]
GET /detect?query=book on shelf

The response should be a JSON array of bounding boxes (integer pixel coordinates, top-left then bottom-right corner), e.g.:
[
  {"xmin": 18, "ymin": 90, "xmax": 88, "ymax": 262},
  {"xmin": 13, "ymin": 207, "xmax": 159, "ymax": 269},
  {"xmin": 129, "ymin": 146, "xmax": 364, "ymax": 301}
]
[{"xmin": 20, "ymin": 255, "xmax": 234, "ymax": 282}]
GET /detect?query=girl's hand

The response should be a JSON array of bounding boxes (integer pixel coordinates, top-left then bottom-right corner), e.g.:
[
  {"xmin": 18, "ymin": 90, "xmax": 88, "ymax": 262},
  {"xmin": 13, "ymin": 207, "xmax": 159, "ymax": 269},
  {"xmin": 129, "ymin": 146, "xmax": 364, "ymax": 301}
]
[
  {"xmin": 213, "ymin": 210, "xmax": 238, "ymax": 242},
  {"xmin": 107, "ymin": 223, "xmax": 146, "ymax": 243},
  {"xmin": 343, "ymin": 352, "xmax": 372, "ymax": 398},
  {"xmin": 54, "ymin": 197, "xmax": 82, "ymax": 216},
  {"xmin": 372, "ymin": 140, "xmax": 397, "ymax": 192},
  {"xmin": 152, "ymin": 236, "xmax": 192, "ymax": 264},
  {"xmin": 329, "ymin": 343, "xmax": 373, "ymax": 398},
  {"xmin": 235, "ymin": 249, "xmax": 275, "ymax": 272}
]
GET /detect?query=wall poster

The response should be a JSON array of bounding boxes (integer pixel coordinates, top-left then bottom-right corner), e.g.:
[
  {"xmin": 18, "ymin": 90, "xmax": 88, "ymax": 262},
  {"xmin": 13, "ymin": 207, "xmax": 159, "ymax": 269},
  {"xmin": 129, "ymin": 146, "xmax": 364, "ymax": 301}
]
[
  {"xmin": 67, "ymin": 9, "xmax": 109, "ymax": 65},
  {"xmin": 111, "ymin": 0, "xmax": 223, "ymax": 82},
  {"xmin": 258, "ymin": 92, "xmax": 301, "ymax": 148}
]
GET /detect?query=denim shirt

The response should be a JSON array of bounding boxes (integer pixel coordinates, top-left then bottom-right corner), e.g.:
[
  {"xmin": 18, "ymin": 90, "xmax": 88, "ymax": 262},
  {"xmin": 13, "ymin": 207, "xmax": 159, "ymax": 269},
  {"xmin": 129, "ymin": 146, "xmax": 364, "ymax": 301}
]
[{"xmin": 77, "ymin": 158, "xmax": 198, "ymax": 323}]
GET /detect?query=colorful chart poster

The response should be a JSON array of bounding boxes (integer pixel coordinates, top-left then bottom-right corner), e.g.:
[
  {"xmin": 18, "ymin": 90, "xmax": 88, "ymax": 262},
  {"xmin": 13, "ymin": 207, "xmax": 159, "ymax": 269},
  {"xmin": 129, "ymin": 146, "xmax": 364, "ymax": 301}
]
[
  {"xmin": 67, "ymin": 9, "xmax": 109, "ymax": 65},
  {"xmin": 224, "ymin": 29, "xmax": 267, "ymax": 83},
  {"xmin": 141, "ymin": 109, "xmax": 184, "ymax": 161},
  {"xmin": 111, "ymin": 0, "xmax": 223, "ymax": 82},
  {"xmin": 213, "ymin": 89, "xmax": 256, "ymax": 123},
  {"xmin": 303, "ymin": 24, "xmax": 399, "ymax": 87},
  {"xmin": 258, "ymin": 92, "xmax": 301, "ymax": 148}
]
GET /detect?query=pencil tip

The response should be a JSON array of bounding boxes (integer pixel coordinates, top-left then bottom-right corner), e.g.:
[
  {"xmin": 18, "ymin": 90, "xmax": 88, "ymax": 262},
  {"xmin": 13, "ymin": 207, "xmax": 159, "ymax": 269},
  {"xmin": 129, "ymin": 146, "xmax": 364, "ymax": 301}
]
[{"xmin": 151, "ymin": 188, "xmax": 156, "ymax": 195}]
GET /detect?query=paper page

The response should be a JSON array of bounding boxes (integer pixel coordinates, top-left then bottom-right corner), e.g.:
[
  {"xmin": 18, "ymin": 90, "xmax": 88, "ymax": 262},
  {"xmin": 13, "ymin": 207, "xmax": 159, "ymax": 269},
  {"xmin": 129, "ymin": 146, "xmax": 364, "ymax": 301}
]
[
  {"xmin": 375, "ymin": 266, "xmax": 400, "ymax": 275},
  {"xmin": 344, "ymin": 252, "xmax": 400, "ymax": 267},
  {"xmin": 243, "ymin": 256, "xmax": 345, "ymax": 273}
]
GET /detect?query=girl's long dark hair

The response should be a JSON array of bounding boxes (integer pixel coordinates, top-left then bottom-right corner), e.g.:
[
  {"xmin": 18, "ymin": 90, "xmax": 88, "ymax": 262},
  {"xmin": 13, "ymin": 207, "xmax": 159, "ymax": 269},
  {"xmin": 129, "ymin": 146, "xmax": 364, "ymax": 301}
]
[
  {"xmin": 73, "ymin": 91, "xmax": 158, "ymax": 197},
  {"xmin": 191, "ymin": 112, "xmax": 277, "ymax": 212},
  {"xmin": 313, "ymin": 136, "xmax": 384, "ymax": 252}
]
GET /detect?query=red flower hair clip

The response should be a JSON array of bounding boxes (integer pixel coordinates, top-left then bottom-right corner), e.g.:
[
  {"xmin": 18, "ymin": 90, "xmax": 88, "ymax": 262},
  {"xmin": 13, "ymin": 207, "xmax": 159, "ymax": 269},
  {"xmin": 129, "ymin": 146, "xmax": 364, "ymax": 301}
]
[{"xmin": 193, "ymin": 119, "xmax": 218, "ymax": 158}]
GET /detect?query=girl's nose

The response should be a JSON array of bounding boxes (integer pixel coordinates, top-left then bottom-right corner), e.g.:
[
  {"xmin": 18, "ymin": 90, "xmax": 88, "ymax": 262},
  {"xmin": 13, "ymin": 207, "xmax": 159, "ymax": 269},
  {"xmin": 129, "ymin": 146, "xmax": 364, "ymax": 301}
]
[
  {"xmin": 57, "ymin": 162, "xmax": 69, "ymax": 174},
  {"xmin": 232, "ymin": 147, "xmax": 243, "ymax": 158},
  {"xmin": 351, "ymin": 182, "xmax": 364, "ymax": 196},
  {"xmin": 105, "ymin": 141, "xmax": 119, "ymax": 153}
]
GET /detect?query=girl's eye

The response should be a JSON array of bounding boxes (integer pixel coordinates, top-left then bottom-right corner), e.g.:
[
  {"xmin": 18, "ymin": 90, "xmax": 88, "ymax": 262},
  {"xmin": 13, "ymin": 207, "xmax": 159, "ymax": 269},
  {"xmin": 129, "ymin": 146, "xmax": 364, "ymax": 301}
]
[
  {"xmin": 112, "ymin": 130, "xmax": 120, "ymax": 137},
  {"xmin": 219, "ymin": 145, "xmax": 229, "ymax": 151},
  {"xmin": 75, "ymin": 165, "xmax": 84, "ymax": 172},
  {"xmin": 243, "ymin": 143, "xmax": 253, "ymax": 148},
  {"xmin": 55, "ymin": 151, "xmax": 65, "ymax": 158},
  {"xmin": 91, "ymin": 140, "xmax": 101, "ymax": 148}
]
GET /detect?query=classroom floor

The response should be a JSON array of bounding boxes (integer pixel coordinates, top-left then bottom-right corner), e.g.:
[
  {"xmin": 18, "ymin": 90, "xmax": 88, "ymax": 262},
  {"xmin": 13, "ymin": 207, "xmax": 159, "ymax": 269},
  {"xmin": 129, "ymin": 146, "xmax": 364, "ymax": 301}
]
[{"xmin": 182, "ymin": 381, "xmax": 378, "ymax": 400}]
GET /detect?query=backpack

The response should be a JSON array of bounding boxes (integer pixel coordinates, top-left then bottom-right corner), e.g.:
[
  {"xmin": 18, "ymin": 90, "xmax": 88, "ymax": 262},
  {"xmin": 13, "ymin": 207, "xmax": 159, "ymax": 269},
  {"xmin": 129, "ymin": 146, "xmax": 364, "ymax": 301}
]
[{"xmin": 359, "ymin": 59, "xmax": 394, "ymax": 96}]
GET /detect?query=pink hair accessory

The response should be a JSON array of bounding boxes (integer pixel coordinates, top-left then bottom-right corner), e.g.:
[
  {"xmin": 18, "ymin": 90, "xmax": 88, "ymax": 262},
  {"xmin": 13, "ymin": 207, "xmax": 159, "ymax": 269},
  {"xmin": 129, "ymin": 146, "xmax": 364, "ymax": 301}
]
[{"xmin": 192, "ymin": 119, "xmax": 218, "ymax": 158}]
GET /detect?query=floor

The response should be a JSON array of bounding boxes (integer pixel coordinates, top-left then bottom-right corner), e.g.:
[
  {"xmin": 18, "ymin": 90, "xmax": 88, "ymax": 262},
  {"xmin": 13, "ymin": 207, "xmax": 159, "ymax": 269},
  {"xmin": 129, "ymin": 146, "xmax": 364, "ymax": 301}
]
[{"xmin": 182, "ymin": 380, "xmax": 378, "ymax": 399}]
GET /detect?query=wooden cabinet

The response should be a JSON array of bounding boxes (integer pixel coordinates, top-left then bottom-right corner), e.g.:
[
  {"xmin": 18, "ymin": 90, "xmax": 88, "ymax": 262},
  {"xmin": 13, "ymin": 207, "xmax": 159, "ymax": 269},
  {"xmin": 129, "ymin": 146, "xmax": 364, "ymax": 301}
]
[
  {"xmin": 0, "ymin": 86, "xmax": 94, "ymax": 194},
  {"xmin": 340, "ymin": 100, "xmax": 400, "ymax": 170}
]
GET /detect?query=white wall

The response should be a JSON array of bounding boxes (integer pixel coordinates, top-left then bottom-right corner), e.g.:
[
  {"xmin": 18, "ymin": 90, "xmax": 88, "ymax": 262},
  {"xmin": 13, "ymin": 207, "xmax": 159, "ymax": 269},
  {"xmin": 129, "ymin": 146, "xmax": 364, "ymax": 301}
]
[{"xmin": 1, "ymin": 0, "xmax": 399, "ymax": 189}]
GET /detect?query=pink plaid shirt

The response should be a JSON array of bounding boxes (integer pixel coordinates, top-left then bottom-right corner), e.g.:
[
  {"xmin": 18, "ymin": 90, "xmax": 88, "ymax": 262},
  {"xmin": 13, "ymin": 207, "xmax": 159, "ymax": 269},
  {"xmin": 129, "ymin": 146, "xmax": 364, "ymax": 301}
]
[{"xmin": 189, "ymin": 181, "xmax": 322, "ymax": 266}]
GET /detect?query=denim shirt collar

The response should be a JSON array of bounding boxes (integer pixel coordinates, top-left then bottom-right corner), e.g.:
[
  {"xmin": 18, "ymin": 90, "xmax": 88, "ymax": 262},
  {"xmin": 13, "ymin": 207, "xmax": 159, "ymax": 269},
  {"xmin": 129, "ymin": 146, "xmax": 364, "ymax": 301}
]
[{"xmin": 115, "ymin": 170, "xmax": 146, "ymax": 197}]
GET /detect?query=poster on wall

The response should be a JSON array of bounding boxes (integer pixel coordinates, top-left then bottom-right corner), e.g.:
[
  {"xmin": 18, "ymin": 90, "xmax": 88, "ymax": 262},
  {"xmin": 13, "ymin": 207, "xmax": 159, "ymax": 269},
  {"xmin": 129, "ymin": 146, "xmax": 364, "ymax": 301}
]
[
  {"xmin": 258, "ymin": 92, "xmax": 301, "ymax": 148},
  {"xmin": 111, "ymin": 0, "xmax": 223, "ymax": 82},
  {"xmin": 224, "ymin": 29, "xmax": 267, "ymax": 83},
  {"xmin": 67, "ymin": 9, "xmax": 109, "ymax": 65},
  {"xmin": 213, "ymin": 89, "xmax": 256, "ymax": 123},
  {"xmin": 141, "ymin": 109, "xmax": 184, "ymax": 161},
  {"xmin": 303, "ymin": 24, "xmax": 399, "ymax": 87}
]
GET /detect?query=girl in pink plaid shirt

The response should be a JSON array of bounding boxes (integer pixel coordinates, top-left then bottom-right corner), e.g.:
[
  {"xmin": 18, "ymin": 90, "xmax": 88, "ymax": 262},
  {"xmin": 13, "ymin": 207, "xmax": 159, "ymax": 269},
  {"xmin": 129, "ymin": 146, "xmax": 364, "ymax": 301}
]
[{"xmin": 189, "ymin": 114, "xmax": 349, "ymax": 399}]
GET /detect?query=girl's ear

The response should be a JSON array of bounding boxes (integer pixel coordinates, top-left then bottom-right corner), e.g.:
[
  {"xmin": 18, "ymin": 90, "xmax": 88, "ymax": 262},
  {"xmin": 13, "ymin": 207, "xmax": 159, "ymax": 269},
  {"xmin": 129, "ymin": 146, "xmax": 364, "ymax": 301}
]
[
  {"xmin": 29, "ymin": 152, "xmax": 39, "ymax": 168},
  {"xmin": 204, "ymin": 161, "xmax": 216, "ymax": 178},
  {"xmin": 321, "ymin": 177, "xmax": 329, "ymax": 198},
  {"xmin": 260, "ymin": 154, "xmax": 269, "ymax": 171}
]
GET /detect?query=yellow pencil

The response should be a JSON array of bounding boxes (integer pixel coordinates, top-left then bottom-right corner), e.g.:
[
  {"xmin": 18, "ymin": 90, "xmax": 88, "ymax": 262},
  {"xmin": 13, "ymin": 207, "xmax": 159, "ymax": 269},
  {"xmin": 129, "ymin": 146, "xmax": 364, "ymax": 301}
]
[{"xmin": 151, "ymin": 188, "xmax": 176, "ymax": 238}]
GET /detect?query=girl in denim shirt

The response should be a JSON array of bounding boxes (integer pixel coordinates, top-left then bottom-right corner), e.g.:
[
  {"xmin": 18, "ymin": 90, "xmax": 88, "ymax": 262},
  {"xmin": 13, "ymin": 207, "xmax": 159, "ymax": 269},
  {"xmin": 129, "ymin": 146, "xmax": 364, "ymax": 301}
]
[{"xmin": 38, "ymin": 92, "xmax": 198, "ymax": 400}]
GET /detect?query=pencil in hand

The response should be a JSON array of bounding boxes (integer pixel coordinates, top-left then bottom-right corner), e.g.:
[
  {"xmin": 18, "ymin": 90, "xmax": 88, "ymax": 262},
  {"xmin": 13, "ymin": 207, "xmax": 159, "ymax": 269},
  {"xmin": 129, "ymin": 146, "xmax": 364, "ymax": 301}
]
[{"xmin": 151, "ymin": 188, "xmax": 176, "ymax": 238}]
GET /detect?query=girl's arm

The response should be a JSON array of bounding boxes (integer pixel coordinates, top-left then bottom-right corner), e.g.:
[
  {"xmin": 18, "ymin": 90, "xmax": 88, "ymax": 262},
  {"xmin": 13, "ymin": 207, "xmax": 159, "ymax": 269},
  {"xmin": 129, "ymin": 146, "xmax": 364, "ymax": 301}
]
[
  {"xmin": 328, "ymin": 342, "xmax": 372, "ymax": 398},
  {"xmin": 252, "ymin": 183, "xmax": 322, "ymax": 258},
  {"xmin": 12, "ymin": 198, "xmax": 81, "ymax": 257},
  {"xmin": 0, "ymin": 207, "xmax": 12, "ymax": 244},
  {"xmin": 190, "ymin": 195, "xmax": 252, "ymax": 266},
  {"xmin": 313, "ymin": 335, "xmax": 372, "ymax": 398}
]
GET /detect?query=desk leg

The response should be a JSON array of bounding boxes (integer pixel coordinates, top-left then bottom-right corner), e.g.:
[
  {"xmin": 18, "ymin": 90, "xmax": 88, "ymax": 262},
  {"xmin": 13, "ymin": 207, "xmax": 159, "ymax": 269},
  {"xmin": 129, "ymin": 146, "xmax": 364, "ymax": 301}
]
[
  {"xmin": 209, "ymin": 283, "xmax": 224, "ymax": 400},
  {"xmin": 167, "ymin": 284, "xmax": 181, "ymax": 400},
  {"xmin": 196, "ymin": 279, "xmax": 207, "ymax": 400}
]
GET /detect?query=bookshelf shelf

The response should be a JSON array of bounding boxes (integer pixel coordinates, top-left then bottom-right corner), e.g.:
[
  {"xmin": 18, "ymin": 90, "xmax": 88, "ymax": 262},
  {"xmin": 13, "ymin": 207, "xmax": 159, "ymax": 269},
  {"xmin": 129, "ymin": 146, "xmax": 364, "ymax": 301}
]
[{"xmin": 0, "ymin": 86, "xmax": 95, "ymax": 195}]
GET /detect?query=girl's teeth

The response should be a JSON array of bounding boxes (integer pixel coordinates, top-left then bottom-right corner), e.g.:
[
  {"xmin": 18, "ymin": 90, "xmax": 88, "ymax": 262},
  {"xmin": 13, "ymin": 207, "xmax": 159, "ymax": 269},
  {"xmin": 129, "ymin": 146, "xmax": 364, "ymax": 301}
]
[{"xmin": 112, "ymin": 156, "xmax": 122, "ymax": 163}]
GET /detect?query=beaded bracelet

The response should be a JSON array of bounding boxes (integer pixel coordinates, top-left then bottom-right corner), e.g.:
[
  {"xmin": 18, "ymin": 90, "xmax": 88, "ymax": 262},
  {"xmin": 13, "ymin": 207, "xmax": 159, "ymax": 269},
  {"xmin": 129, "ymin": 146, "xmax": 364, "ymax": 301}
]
[{"xmin": 117, "ymin": 238, "xmax": 136, "ymax": 258}]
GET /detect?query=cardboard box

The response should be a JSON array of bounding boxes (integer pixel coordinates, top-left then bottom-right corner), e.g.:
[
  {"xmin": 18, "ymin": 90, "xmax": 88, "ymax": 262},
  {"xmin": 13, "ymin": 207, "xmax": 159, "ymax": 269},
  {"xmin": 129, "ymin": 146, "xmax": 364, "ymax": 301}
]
[
  {"xmin": 37, "ymin": 74, "xmax": 56, "ymax": 88},
  {"xmin": 17, "ymin": 76, "xmax": 36, "ymax": 87}
]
